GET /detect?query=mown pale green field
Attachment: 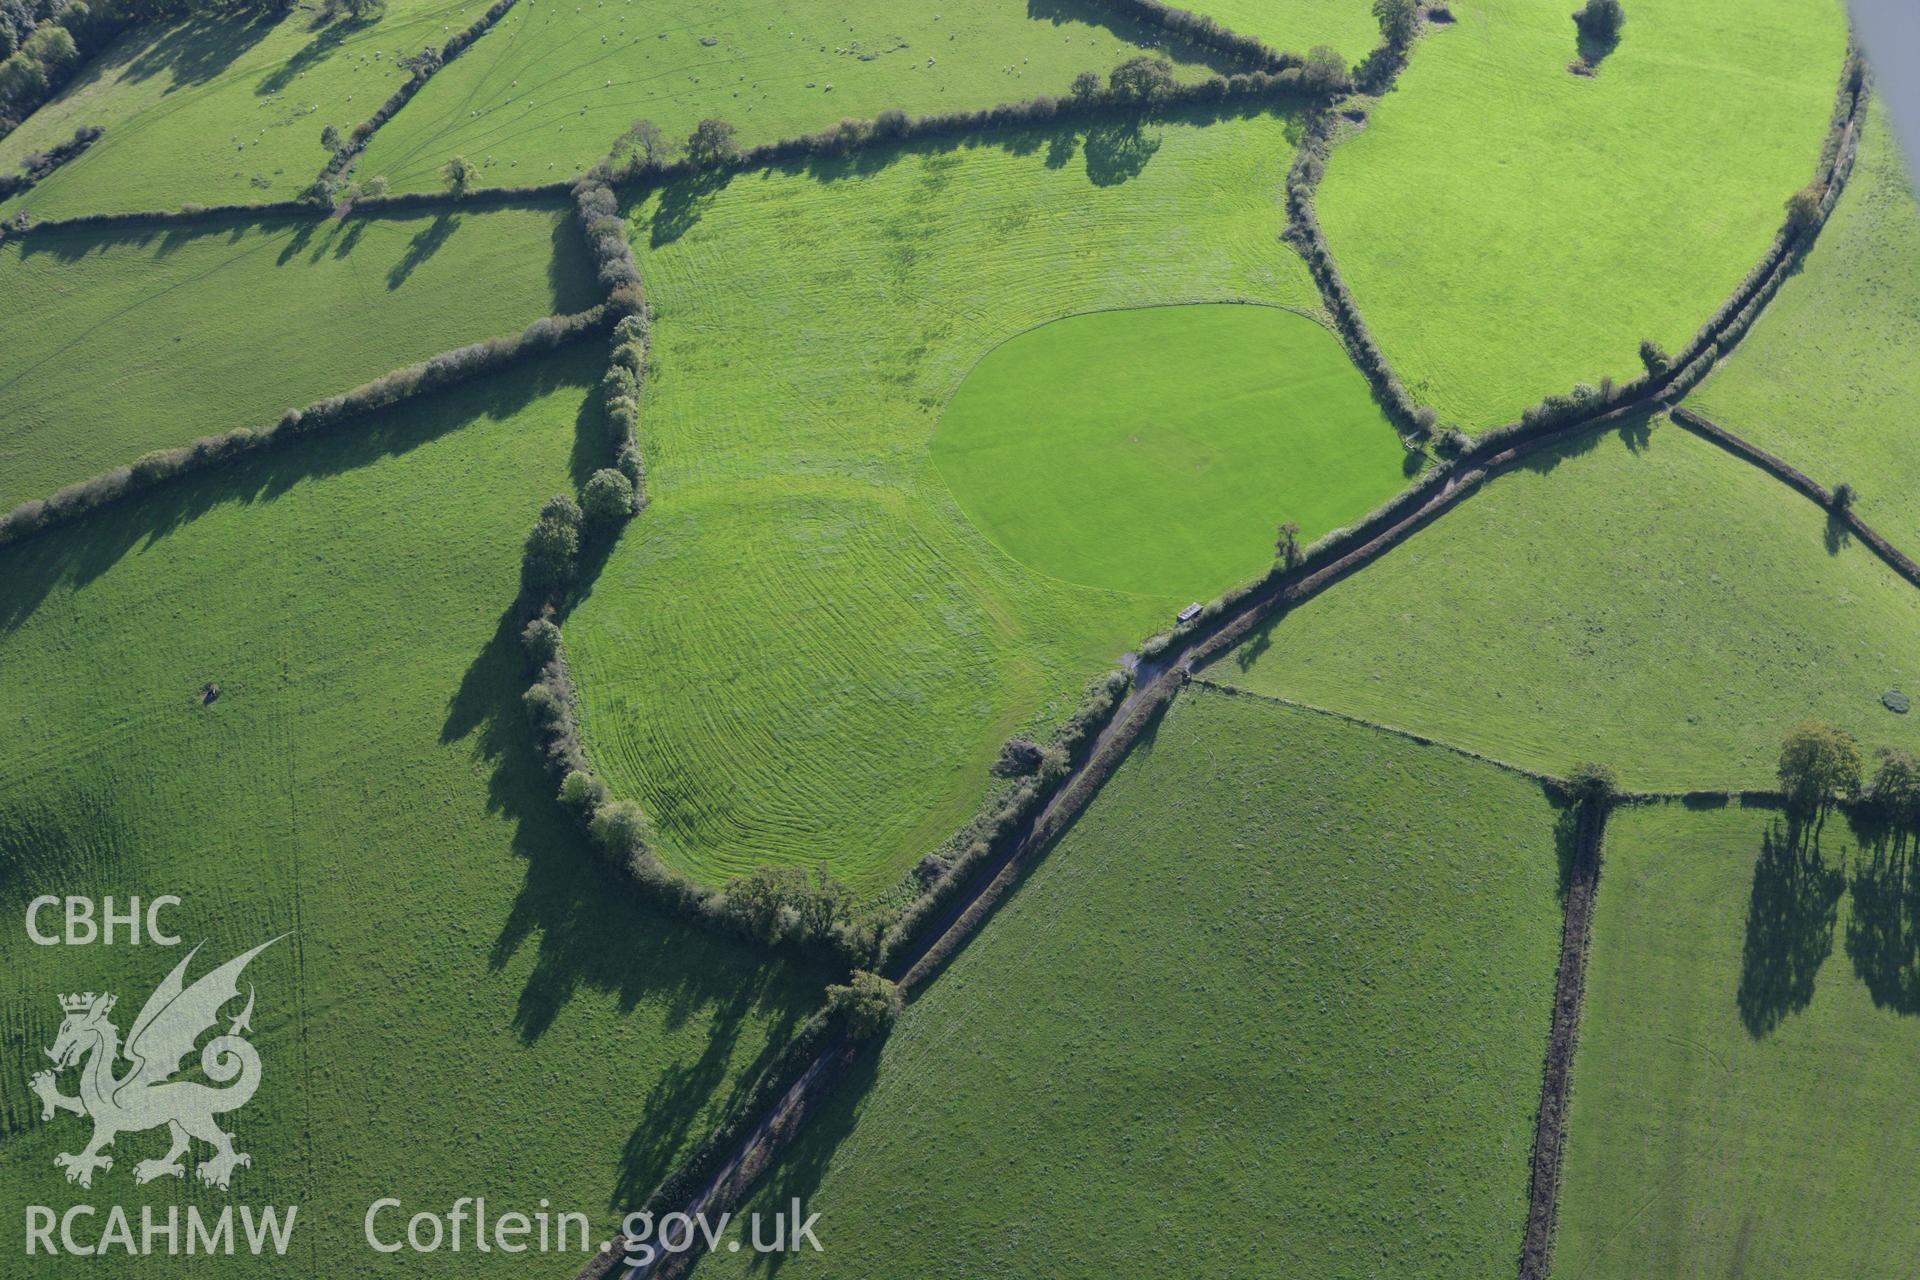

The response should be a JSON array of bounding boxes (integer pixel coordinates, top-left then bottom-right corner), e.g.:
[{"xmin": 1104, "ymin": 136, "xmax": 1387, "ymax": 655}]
[
  {"xmin": 693, "ymin": 687, "xmax": 1562, "ymax": 1279},
  {"xmin": 1316, "ymin": 0, "xmax": 1850, "ymax": 429},
  {"xmin": 1211, "ymin": 418, "xmax": 1920, "ymax": 790},
  {"xmin": 563, "ymin": 111, "xmax": 1367, "ymax": 894},
  {"xmin": 0, "ymin": 204, "xmax": 590, "ymax": 511},
  {"xmin": 0, "ymin": 349, "xmax": 824, "ymax": 1275},
  {"xmin": 0, "ymin": 0, "xmax": 494, "ymax": 218},
  {"xmin": 1186, "ymin": 0, "xmax": 1379, "ymax": 63},
  {"xmin": 932, "ymin": 303, "xmax": 1407, "ymax": 596},
  {"xmin": 353, "ymin": 0, "xmax": 1222, "ymax": 193},
  {"xmin": 1694, "ymin": 104, "xmax": 1920, "ymax": 549},
  {"xmin": 1557, "ymin": 802, "xmax": 1920, "ymax": 1278}
]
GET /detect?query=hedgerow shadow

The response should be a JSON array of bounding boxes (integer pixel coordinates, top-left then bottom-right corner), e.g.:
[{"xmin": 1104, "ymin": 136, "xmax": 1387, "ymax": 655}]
[
  {"xmin": 1023, "ymin": 0, "xmax": 1246, "ymax": 79},
  {"xmin": 0, "ymin": 345, "xmax": 587, "ymax": 633},
  {"xmin": 1737, "ymin": 816, "xmax": 1845, "ymax": 1038}
]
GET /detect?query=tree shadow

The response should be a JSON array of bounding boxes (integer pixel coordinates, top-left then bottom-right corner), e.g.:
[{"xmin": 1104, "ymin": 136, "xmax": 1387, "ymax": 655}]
[
  {"xmin": 1082, "ymin": 118, "xmax": 1161, "ymax": 186},
  {"xmin": 1736, "ymin": 817, "xmax": 1845, "ymax": 1037},
  {"xmin": 256, "ymin": 11, "xmax": 372, "ymax": 96},
  {"xmin": 1514, "ymin": 410, "xmax": 1654, "ymax": 477},
  {"xmin": 1023, "ymin": 0, "xmax": 1247, "ymax": 78},
  {"xmin": 387, "ymin": 211, "xmax": 460, "ymax": 289},
  {"xmin": 1845, "ymin": 820, "xmax": 1920, "ymax": 1014},
  {"xmin": 117, "ymin": 13, "xmax": 282, "ymax": 92},
  {"xmin": 648, "ymin": 168, "xmax": 734, "ymax": 247},
  {"xmin": 1824, "ymin": 507, "xmax": 1852, "ymax": 556},
  {"xmin": 0, "ymin": 345, "xmax": 589, "ymax": 635}
]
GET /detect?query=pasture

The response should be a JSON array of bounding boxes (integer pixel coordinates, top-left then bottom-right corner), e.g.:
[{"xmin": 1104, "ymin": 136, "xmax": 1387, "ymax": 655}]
[
  {"xmin": 1556, "ymin": 802, "xmax": 1920, "ymax": 1277},
  {"xmin": 0, "ymin": 0, "xmax": 494, "ymax": 218},
  {"xmin": 932, "ymin": 303, "xmax": 1408, "ymax": 597},
  {"xmin": 1211, "ymin": 418, "xmax": 1920, "ymax": 790},
  {"xmin": 1694, "ymin": 103, "xmax": 1920, "ymax": 549},
  {"xmin": 353, "ymin": 0, "xmax": 1222, "ymax": 193},
  {"xmin": 1314, "ymin": 0, "xmax": 1851, "ymax": 429},
  {"xmin": 1187, "ymin": 0, "xmax": 1380, "ymax": 65},
  {"xmin": 0, "ymin": 349, "xmax": 824, "ymax": 1275},
  {"xmin": 0, "ymin": 203, "xmax": 590, "ymax": 511},
  {"xmin": 561, "ymin": 111, "xmax": 1365, "ymax": 894},
  {"xmin": 693, "ymin": 686, "xmax": 1564, "ymax": 1279}
]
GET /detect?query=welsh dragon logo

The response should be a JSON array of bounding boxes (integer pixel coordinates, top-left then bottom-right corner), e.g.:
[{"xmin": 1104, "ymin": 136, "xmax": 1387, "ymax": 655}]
[{"xmin": 28, "ymin": 937, "xmax": 282, "ymax": 1191}]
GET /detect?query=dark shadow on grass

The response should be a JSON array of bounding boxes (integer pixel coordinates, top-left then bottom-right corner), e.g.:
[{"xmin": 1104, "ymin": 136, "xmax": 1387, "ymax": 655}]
[
  {"xmin": 1737, "ymin": 816, "xmax": 1845, "ymax": 1037},
  {"xmin": 0, "ymin": 346, "xmax": 590, "ymax": 634},
  {"xmin": 1845, "ymin": 815, "xmax": 1920, "ymax": 1014},
  {"xmin": 1514, "ymin": 410, "xmax": 1655, "ymax": 477},
  {"xmin": 257, "ymin": 12, "xmax": 373, "ymax": 96},
  {"xmin": 387, "ymin": 211, "xmax": 460, "ymax": 288},
  {"xmin": 116, "ymin": 13, "xmax": 281, "ymax": 92},
  {"xmin": 1024, "ymin": 0, "xmax": 1249, "ymax": 79},
  {"xmin": 1825, "ymin": 507, "xmax": 1852, "ymax": 556}
]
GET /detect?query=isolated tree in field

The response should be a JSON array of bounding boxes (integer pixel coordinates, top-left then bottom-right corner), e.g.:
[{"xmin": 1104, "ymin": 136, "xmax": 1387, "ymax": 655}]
[
  {"xmin": 1108, "ymin": 55, "xmax": 1174, "ymax": 101},
  {"xmin": 441, "ymin": 154, "xmax": 474, "ymax": 196},
  {"xmin": 581, "ymin": 467, "xmax": 635, "ymax": 527},
  {"xmin": 685, "ymin": 118, "xmax": 739, "ymax": 165},
  {"xmin": 827, "ymin": 970, "xmax": 902, "ymax": 1040},
  {"xmin": 1784, "ymin": 183, "xmax": 1824, "ymax": 234},
  {"xmin": 1637, "ymin": 338, "xmax": 1669, "ymax": 377},
  {"xmin": 1372, "ymin": 0, "xmax": 1418, "ymax": 49},
  {"xmin": 1778, "ymin": 721, "xmax": 1861, "ymax": 818},
  {"xmin": 1275, "ymin": 521, "xmax": 1303, "ymax": 569},
  {"xmin": 320, "ymin": 123, "xmax": 340, "ymax": 151},
  {"xmin": 1572, "ymin": 0, "xmax": 1624, "ymax": 40},
  {"xmin": 1070, "ymin": 70, "xmax": 1101, "ymax": 100}
]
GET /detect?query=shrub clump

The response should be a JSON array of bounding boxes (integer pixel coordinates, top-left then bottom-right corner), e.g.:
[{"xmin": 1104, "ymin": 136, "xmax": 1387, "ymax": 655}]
[{"xmin": 827, "ymin": 970, "xmax": 902, "ymax": 1040}]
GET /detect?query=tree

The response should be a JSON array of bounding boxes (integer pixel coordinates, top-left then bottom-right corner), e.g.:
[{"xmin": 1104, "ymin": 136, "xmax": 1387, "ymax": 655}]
[
  {"xmin": 1777, "ymin": 721, "xmax": 1862, "ymax": 817},
  {"xmin": 1868, "ymin": 748, "xmax": 1920, "ymax": 830},
  {"xmin": 319, "ymin": 123, "xmax": 340, "ymax": 151},
  {"xmin": 616, "ymin": 118, "xmax": 672, "ymax": 170},
  {"xmin": 1830, "ymin": 481, "xmax": 1855, "ymax": 512},
  {"xmin": 359, "ymin": 175, "xmax": 389, "ymax": 198},
  {"xmin": 1107, "ymin": 55, "xmax": 1174, "ymax": 101},
  {"xmin": 1572, "ymin": 0, "xmax": 1623, "ymax": 39},
  {"xmin": 1372, "ymin": 0, "xmax": 1418, "ymax": 48},
  {"xmin": 1784, "ymin": 183, "xmax": 1824, "ymax": 234},
  {"xmin": 827, "ymin": 970, "xmax": 902, "ymax": 1040},
  {"xmin": 559, "ymin": 769, "xmax": 608, "ymax": 816},
  {"xmin": 581, "ymin": 467, "xmax": 635, "ymax": 527},
  {"xmin": 1637, "ymin": 338, "xmax": 1669, "ymax": 377},
  {"xmin": 685, "ymin": 117, "xmax": 739, "ymax": 166},
  {"xmin": 1564, "ymin": 760, "xmax": 1617, "ymax": 807},
  {"xmin": 521, "ymin": 495, "xmax": 582, "ymax": 594},
  {"xmin": 1069, "ymin": 70, "xmax": 1101, "ymax": 100},
  {"xmin": 1275, "ymin": 521, "xmax": 1303, "ymax": 569},
  {"xmin": 589, "ymin": 798, "xmax": 654, "ymax": 859},
  {"xmin": 1299, "ymin": 44, "xmax": 1352, "ymax": 95},
  {"xmin": 441, "ymin": 153, "xmax": 474, "ymax": 196}
]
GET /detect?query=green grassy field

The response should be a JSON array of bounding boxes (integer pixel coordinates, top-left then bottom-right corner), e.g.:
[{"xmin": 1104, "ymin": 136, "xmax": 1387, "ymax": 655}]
[
  {"xmin": 561, "ymin": 110, "xmax": 1358, "ymax": 894},
  {"xmin": 1315, "ymin": 0, "xmax": 1850, "ymax": 430},
  {"xmin": 1210, "ymin": 417, "xmax": 1920, "ymax": 790},
  {"xmin": 932, "ymin": 303, "xmax": 1407, "ymax": 596},
  {"xmin": 353, "ymin": 0, "xmax": 1223, "ymax": 194},
  {"xmin": 1186, "ymin": 0, "xmax": 1379, "ymax": 63},
  {"xmin": 0, "ymin": 204, "xmax": 590, "ymax": 511},
  {"xmin": 1556, "ymin": 802, "xmax": 1920, "ymax": 1277},
  {"xmin": 691, "ymin": 686, "xmax": 1563, "ymax": 1278},
  {"xmin": 1693, "ymin": 104, "xmax": 1920, "ymax": 550},
  {"xmin": 0, "ymin": 348, "xmax": 824, "ymax": 1275},
  {"xmin": 0, "ymin": 0, "xmax": 496, "ymax": 219}
]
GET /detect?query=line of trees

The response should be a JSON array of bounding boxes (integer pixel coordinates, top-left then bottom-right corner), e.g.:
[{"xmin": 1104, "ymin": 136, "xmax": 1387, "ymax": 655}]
[
  {"xmin": 0, "ymin": 0, "xmax": 126, "ymax": 139},
  {"xmin": 0, "ymin": 306, "xmax": 607, "ymax": 550},
  {"xmin": 1776, "ymin": 722, "xmax": 1920, "ymax": 833}
]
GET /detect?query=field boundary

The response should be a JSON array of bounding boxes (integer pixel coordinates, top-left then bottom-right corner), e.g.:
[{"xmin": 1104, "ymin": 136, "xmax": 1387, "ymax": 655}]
[
  {"xmin": 0, "ymin": 305, "xmax": 610, "ymax": 550},
  {"xmin": 1518, "ymin": 795, "xmax": 1608, "ymax": 1280},
  {"xmin": 312, "ymin": 0, "xmax": 522, "ymax": 198},
  {"xmin": 1670, "ymin": 405, "xmax": 1920, "ymax": 592},
  {"xmin": 0, "ymin": 124, "xmax": 101, "ymax": 203}
]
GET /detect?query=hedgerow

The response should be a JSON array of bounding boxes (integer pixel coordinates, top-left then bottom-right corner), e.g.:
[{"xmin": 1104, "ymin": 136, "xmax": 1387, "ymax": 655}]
[
  {"xmin": 311, "ymin": 0, "xmax": 519, "ymax": 199},
  {"xmin": 0, "ymin": 307, "xmax": 608, "ymax": 549},
  {"xmin": 0, "ymin": 121, "xmax": 98, "ymax": 199}
]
